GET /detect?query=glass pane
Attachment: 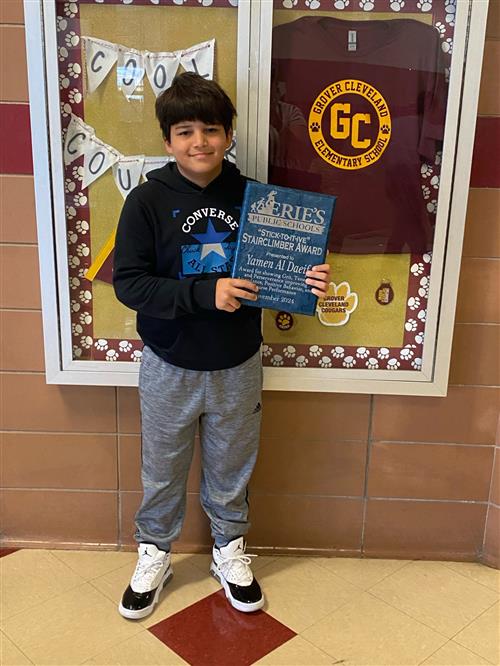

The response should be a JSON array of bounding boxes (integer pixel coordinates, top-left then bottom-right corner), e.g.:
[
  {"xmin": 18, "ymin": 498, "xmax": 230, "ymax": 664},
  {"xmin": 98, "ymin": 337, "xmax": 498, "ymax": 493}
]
[
  {"xmin": 264, "ymin": 0, "xmax": 456, "ymax": 372},
  {"xmin": 55, "ymin": 0, "xmax": 239, "ymax": 362}
]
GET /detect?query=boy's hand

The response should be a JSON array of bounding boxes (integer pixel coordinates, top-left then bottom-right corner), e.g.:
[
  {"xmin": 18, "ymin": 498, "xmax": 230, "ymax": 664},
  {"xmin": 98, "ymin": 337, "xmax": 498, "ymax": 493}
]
[
  {"xmin": 216, "ymin": 278, "xmax": 259, "ymax": 312},
  {"xmin": 305, "ymin": 263, "xmax": 331, "ymax": 298}
]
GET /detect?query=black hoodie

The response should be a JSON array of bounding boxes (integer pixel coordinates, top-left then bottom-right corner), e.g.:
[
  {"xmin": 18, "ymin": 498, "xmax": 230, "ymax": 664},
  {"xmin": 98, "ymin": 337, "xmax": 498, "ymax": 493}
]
[{"xmin": 113, "ymin": 160, "xmax": 262, "ymax": 370}]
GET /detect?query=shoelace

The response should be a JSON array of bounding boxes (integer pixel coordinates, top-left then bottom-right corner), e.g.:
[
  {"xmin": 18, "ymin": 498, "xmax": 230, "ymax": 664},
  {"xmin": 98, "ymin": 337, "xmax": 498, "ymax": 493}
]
[
  {"xmin": 132, "ymin": 556, "xmax": 166, "ymax": 590},
  {"xmin": 216, "ymin": 552, "xmax": 257, "ymax": 585}
]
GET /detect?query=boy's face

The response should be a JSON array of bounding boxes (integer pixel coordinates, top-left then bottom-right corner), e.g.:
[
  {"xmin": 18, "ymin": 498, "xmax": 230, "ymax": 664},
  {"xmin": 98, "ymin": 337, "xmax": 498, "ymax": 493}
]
[{"xmin": 165, "ymin": 120, "xmax": 233, "ymax": 188}]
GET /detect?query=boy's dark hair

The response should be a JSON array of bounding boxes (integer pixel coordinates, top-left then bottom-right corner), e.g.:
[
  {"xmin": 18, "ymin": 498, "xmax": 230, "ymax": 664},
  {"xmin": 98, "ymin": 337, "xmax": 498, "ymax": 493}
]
[{"xmin": 155, "ymin": 72, "xmax": 236, "ymax": 141}]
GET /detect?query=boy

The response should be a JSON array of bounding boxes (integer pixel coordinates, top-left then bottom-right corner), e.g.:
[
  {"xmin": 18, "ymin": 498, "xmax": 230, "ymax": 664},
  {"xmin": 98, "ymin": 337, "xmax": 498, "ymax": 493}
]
[{"xmin": 113, "ymin": 72, "xmax": 331, "ymax": 620}]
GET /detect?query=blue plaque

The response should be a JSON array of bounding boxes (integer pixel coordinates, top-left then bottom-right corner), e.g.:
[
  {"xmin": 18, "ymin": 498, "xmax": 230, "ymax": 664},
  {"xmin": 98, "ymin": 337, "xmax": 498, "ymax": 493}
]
[{"xmin": 232, "ymin": 183, "xmax": 336, "ymax": 315}]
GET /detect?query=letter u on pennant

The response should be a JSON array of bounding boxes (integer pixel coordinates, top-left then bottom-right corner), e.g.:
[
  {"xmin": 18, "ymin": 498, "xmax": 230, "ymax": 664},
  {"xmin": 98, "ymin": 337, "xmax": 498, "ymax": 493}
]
[{"xmin": 112, "ymin": 156, "xmax": 145, "ymax": 199}]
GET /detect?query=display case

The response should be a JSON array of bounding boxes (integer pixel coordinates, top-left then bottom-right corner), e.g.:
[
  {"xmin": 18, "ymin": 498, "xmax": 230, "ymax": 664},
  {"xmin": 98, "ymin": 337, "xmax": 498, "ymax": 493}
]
[{"xmin": 25, "ymin": 0, "xmax": 489, "ymax": 394}]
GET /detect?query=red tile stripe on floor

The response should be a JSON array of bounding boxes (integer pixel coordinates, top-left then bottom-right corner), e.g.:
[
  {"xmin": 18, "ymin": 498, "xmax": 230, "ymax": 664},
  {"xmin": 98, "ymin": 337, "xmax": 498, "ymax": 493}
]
[
  {"xmin": 0, "ymin": 548, "xmax": 20, "ymax": 557},
  {"xmin": 0, "ymin": 103, "xmax": 33, "ymax": 175},
  {"xmin": 149, "ymin": 590, "xmax": 296, "ymax": 666}
]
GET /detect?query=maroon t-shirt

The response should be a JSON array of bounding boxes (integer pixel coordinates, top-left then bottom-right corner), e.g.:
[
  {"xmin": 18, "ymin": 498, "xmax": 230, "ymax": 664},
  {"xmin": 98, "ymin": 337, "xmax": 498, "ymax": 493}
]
[{"xmin": 270, "ymin": 17, "xmax": 447, "ymax": 254}]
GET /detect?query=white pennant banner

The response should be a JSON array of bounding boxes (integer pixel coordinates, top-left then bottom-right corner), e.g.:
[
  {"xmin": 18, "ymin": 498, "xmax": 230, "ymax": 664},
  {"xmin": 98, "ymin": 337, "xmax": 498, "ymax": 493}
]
[
  {"xmin": 82, "ymin": 137, "xmax": 121, "ymax": 189},
  {"xmin": 64, "ymin": 115, "xmax": 237, "ymax": 200},
  {"xmin": 112, "ymin": 156, "xmax": 145, "ymax": 199},
  {"xmin": 179, "ymin": 39, "xmax": 215, "ymax": 80},
  {"xmin": 145, "ymin": 51, "xmax": 181, "ymax": 98},
  {"xmin": 117, "ymin": 48, "xmax": 145, "ymax": 100},
  {"xmin": 64, "ymin": 115, "xmax": 94, "ymax": 166},
  {"xmin": 81, "ymin": 36, "xmax": 216, "ymax": 97},
  {"xmin": 83, "ymin": 36, "xmax": 118, "ymax": 94},
  {"xmin": 142, "ymin": 156, "xmax": 173, "ymax": 179}
]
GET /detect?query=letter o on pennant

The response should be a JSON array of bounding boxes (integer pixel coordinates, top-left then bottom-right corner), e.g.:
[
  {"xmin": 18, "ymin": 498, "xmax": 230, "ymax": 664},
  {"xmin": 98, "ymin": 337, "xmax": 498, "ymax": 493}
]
[
  {"xmin": 122, "ymin": 58, "xmax": 137, "ymax": 86},
  {"xmin": 89, "ymin": 151, "xmax": 105, "ymax": 175},
  {"xmin": 154, "ymin": 64, "xmax": 166, "ymax": 90}
]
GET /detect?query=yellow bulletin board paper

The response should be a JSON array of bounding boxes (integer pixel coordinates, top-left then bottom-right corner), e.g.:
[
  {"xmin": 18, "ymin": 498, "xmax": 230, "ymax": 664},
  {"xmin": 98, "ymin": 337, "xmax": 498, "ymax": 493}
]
[
  {"xmin": 263, "ymin": 253, "xmax": 410, "ymax": 349},
  {"xmin": 79, "ymin": 3, "xmax": 238, "ymax": 340}
]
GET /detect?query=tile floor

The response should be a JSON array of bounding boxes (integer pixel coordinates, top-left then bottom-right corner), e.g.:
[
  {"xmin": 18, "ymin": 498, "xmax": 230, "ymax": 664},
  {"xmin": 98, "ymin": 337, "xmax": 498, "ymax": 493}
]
[{"xmin": 1, "ymin": 548, "xmax": 498, "ymax": 666}]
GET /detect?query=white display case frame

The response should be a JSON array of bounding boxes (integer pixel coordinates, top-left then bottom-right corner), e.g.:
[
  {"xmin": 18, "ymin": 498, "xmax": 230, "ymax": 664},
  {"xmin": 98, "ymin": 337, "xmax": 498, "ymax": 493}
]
[{"xmin": 24, "ymin": 0, "xmax": 489, "ymax": 395}]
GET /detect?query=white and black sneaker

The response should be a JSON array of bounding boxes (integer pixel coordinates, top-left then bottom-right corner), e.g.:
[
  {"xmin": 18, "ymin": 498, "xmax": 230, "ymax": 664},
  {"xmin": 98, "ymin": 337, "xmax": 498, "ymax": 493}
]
[
  {"xmin": 118, "ymin": 543, "xmax": 173, "ymax": 620},
  {"xmin": 210, "ymin": 537, "xmax": 264, "ymax": 613}
]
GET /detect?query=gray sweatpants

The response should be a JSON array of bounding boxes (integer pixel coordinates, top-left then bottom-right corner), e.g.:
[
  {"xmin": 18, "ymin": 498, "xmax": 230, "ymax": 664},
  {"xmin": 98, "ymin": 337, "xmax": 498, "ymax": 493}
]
[{"xmin": 134, "ymin": 345, "xmax": 263, "ymax": 551}]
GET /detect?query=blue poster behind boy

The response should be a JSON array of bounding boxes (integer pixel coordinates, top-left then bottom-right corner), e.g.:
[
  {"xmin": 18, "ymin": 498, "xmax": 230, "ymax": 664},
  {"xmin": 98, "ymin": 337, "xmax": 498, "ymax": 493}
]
[{"xmin": 232, "ymin": 183, "xmax": 336, "ymax": 315}]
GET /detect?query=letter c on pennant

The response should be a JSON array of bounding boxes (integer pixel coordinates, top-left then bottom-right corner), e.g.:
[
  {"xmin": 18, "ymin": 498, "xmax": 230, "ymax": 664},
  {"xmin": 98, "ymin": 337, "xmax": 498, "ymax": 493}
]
[
  {"xmin": 67, "ymin": 132, "xmax": 86, "ymax": 155},
  {"xmin": 91, "ymin": 50, "xmax": 105, "ymax": 73}
]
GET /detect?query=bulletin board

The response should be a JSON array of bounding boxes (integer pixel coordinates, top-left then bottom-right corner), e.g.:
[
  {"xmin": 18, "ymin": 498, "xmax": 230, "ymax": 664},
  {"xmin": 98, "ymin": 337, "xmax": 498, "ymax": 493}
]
[{"xmin": 24, "ymin": 0, "xmax": 489, "ymax": 393}]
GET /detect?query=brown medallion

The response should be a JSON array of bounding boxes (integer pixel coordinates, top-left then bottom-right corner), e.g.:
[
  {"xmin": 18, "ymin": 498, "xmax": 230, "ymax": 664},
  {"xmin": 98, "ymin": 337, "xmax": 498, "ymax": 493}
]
[
  {"xmin": 275, "ymin": 311, "xmax": 294, "ymax": 331},
  {"xmin": 375, "ymin": 280, "xmax": 394, "ymax": 305}
]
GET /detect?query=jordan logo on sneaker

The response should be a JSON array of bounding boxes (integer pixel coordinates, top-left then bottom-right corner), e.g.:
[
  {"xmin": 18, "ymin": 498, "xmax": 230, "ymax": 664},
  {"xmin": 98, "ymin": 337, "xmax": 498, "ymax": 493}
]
[{"xmin": 118, "ymin": 543, "xmax": 173, "ymax": 620}]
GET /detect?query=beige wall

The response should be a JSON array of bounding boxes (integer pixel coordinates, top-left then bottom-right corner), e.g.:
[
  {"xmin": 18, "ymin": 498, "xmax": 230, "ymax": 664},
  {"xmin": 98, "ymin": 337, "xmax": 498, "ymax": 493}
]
[{"xmin": 1, "ymin": 0, "xmax": 498, "ymax": 567}]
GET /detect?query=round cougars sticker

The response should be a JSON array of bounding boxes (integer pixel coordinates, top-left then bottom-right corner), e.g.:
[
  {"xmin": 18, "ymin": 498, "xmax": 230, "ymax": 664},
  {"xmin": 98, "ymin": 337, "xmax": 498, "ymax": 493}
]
[{"xmin": 308, "ymin": 79, "xmax": 392, "ymax": 170}]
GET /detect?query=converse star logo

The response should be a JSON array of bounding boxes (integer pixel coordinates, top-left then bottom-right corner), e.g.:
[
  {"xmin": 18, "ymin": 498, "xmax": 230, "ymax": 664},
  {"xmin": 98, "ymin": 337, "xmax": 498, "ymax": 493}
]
[
  {"xmin": 181, "ymin": 218, "xmax": 237, "ymax": 276},
  {"xmin": 191, "ymin": 219, "xmax": 231, "ymax": 260}
]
